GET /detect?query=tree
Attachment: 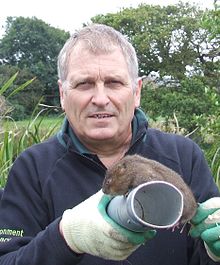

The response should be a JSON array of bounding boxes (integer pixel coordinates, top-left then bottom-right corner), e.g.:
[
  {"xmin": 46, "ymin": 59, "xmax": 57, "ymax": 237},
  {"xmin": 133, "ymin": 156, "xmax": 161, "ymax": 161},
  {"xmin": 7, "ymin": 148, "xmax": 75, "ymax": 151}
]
[
  {"xmin": 0, "ymin": 16, "xmax": 70, "ymax": 106},
  {"xmin": 202, "ymin": 0, "xmax": 220, "ymax": 40},
  {"xmin": 199, "ymin": 1, "xmax": 220, "ymax": 89},
  {"xmin": 91, "ymin": 2, "xmax": 219, "ymax": 85}
]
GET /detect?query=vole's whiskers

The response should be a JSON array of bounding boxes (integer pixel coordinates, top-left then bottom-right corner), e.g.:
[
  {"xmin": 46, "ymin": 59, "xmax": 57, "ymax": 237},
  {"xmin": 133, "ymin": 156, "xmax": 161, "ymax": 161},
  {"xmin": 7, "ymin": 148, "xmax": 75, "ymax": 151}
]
[{"xmin": 180, "ymin": 222, "xmax": 188, "ymax": 234}]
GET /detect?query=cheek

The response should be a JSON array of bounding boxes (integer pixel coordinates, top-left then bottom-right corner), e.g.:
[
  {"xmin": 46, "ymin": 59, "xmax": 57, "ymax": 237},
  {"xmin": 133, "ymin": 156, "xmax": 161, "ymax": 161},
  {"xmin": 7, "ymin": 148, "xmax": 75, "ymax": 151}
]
[
  {"xmin": 61, "ymin": 97, "xmax": 81, "ymax": 126},
  {"xmin": 112, "ymin": 91, "xmax": 136, "ymax": 112},
  {"xmin": 123, "ymin": 97, "xmax": 137, "ymax": 118},
  {"xmin": 63, "ymin": 92, "xmax": 88, "ymax": 114}
]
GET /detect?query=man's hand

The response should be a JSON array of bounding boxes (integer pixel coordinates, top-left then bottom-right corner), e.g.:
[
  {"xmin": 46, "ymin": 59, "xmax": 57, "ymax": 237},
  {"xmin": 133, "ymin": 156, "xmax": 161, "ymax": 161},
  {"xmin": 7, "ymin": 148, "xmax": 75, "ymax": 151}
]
[
  {"xmin": 59, "ymin": 190, "xmax": 156, "ymax": 261},
  {"xmin": 190, "ymin": 197, "xmax": 220, "ymax": 261}
]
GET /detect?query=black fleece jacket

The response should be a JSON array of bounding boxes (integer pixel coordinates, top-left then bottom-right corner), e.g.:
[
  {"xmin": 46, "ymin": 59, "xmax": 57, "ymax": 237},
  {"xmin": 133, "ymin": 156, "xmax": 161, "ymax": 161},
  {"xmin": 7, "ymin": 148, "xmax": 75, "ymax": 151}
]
[{"xmin": 0, "ymin": 109, "xmax": 219, "ymax": 265}]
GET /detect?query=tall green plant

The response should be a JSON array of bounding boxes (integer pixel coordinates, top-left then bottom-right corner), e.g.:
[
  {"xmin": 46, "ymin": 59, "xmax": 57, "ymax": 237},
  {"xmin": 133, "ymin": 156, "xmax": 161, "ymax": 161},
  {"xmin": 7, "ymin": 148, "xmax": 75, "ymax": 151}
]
[
  {"xmin": 1, "ymin": 109, "xmax": 62, "ymax": 187},
  {"xmin": 210, "ymin": 146, "xmax": 220, "ymax": 186},
  {"xmin": 0, "ymin": 131, "xmax": 15, "ymax": 186},
  {"xmin": 199, "ymin": 113, "xmax": 220, "ymax": 188},
  {"xmin": 0, "ymin": 73, "xmax": 43, "ymax": 187},
  {"xmin": 0, "ymin": 72, "xmax": 35, "ymax": 97}
]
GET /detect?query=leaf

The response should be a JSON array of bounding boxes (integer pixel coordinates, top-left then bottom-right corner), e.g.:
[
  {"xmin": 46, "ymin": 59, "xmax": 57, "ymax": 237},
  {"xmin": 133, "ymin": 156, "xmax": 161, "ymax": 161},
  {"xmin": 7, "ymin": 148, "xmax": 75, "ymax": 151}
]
[
  {"xmin": 7, "ymin": 77, "xmax": 36, "ymax": 98},
  {"xmin": 0, "ymin": 72, "xmax": 18, "ymax": 95}
]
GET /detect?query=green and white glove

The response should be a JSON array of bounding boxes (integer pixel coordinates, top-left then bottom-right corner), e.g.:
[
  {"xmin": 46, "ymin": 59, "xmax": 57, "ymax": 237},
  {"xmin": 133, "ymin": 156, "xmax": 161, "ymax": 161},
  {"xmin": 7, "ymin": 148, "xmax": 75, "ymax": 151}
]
[
  {"xmin": 190, "ymin": 197, "xmax": 220, "ymax": 262},
  {"xmin": 60, "ymin": 190, "xmax": 156, "ymax": 260}
]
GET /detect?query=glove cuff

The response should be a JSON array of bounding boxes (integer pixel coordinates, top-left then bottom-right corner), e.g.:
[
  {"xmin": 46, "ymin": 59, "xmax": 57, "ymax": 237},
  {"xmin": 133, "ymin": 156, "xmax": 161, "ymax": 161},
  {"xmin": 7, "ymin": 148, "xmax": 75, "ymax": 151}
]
[
  {"xmin": 60, "ymin": 209, "xmax": 84, "ymax": 254},
  {"xmin": 204, "ymin": 242, "xmax": 220, "ymax": 262}
]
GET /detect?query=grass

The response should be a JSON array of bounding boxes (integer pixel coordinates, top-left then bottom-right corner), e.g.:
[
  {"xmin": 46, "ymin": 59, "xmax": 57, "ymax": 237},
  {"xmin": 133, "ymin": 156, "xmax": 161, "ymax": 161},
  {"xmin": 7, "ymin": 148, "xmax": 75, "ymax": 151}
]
[
  {"xmin": 3, "ymin": 116, "xmax": 63, "ymax": 131},
  {"xmin": 0, "ymin": 113, "xmax": 64, "ymax": 187}
]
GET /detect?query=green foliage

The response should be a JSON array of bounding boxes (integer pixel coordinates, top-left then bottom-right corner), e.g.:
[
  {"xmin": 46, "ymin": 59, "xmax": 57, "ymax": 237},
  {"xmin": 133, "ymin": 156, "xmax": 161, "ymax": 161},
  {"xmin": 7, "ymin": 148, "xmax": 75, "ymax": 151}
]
[
  {"xmin": 0, "ymin": 130, "xmax": 15, "ymax": 186},
  {"xmin": 201, "ymin": 114, "xmax": 220, "ymax": 187},
  {"xmin": 0, "ymin": 73, "xmax": 36, "ymax": 186},
  {"xmin": 0, "ymin": 112, "xmax": 63, "ymax": 187},
  {"xmin": 0, "ymin": 16, "xmax": 70, "ymax": 106},
  {"xmin": 91, "ymin": 2, "xmax": 217, "ymax": 84},
  {"xmin": 199, "ymin": 2, "xmax": 220, "ymax": 88},
  {"xmin": 0, "ymin": 74, "xmax": 63, "ymax": 187},
  {"xmin": 0, "ymin": 71, "xmax": 35, "ymax": 102},
  {"xmin": 141, "ymin": 77, "xmax": 219, "ymax": 132},
  {"xmin": 207, "ymin": 145, "xmax": 220, "ymax": 187},
  {"xmin": 202, "ymin": 1, "xmax": 220, "ymax": 40},
  {"xmin": 0, "ymin": 65, "xmax": 44, "ymax": 119},
  {"xmin": 0, "ymin": 71, "xmax": 18, "ymax": 95}
]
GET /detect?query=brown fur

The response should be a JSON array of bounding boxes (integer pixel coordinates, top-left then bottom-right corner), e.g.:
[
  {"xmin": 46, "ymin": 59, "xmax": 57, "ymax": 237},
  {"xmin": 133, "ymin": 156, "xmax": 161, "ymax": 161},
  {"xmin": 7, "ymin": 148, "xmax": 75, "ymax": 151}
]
[{"xmin": 102, "ymin": 154, "xmax": 197, "ymax": 225}]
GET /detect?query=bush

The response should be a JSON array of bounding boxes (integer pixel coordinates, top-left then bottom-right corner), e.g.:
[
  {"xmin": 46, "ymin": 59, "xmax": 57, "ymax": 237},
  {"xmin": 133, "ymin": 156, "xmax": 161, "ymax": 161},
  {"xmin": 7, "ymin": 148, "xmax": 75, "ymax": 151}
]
[{"xmin": 141, "ymin": 77, "xmax": 220, "ymax": 133}]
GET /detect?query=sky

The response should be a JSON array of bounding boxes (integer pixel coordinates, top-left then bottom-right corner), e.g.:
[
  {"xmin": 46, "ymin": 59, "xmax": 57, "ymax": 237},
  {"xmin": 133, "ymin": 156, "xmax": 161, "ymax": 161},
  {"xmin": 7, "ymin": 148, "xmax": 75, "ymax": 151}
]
[{"xmin": 0, "ymin": 0, "xmax": 216, "ymax": 37}]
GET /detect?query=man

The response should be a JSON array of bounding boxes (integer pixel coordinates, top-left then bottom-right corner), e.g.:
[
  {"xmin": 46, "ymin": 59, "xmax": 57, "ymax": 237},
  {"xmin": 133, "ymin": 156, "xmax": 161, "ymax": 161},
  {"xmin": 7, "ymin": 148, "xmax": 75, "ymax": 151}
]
[{"xmin": 0, "ymin": 24, "xmax": 220, "ymax": 265}]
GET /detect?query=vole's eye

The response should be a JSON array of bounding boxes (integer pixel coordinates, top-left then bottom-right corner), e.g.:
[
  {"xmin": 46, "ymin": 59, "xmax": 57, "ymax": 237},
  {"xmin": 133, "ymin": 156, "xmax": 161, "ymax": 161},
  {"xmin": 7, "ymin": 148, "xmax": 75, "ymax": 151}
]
[
  {"xmin": 106, "ymin": 179, "xmax": 112, "ymax": 185},
  {"xmin": 122, "ymin": 162, "xmax": 127, "ymax": 169}
]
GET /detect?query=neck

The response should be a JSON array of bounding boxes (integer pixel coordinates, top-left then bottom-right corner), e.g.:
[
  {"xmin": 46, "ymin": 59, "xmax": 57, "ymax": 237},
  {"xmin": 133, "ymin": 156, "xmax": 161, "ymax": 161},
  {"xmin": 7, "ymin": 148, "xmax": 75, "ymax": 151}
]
[
  {"xmin": 98, "ymin": 144, "xmax": 130, "ymax": 168},
  {"xmin": 83, "ymin": 136, "xmax": 132, "ymax": 168}
]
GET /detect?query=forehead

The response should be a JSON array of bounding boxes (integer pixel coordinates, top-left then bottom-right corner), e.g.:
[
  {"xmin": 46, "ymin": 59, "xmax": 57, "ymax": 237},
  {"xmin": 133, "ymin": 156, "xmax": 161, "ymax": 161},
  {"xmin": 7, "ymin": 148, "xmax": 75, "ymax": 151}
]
[{"xmin": 66, "ymin": 44, "xmax": 129, "ymax": 78}]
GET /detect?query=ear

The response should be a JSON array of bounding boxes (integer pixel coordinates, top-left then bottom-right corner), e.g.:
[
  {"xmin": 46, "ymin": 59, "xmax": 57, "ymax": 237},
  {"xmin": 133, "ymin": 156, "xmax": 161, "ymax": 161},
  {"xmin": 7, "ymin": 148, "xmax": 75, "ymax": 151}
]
[
  {"xmin": 134, "ymin": 78, "xmax": 142, "ymax": 108},
  {"xmin": 58, "ymin": 79, "xmax": 65, "ymax": 110}
]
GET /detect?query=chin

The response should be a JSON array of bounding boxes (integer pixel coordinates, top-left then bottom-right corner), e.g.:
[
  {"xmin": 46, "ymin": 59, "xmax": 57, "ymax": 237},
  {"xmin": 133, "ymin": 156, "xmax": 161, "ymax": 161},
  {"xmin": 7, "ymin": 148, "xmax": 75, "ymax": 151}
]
[
  {"xmin": 88, "ymin": 131, "xmax": 116, "ymax": 141},
  {"xmin": 90, "ymin": 135, "xmax": 115, "ymax": 141}
]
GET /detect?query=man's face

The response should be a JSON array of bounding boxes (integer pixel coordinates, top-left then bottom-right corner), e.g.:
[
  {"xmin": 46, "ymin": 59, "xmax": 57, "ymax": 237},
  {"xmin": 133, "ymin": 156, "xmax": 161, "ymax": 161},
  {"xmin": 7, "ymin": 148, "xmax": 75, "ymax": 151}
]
[{"xmin": 58, "ymin": 45, "xmax": 142, "ymax": 147}]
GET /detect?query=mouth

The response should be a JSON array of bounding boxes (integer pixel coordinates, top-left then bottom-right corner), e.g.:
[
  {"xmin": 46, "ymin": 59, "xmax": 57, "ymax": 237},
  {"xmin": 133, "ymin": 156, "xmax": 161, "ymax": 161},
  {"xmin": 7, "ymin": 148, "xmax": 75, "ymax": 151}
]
[{"xmin": 89, "ymin": 113, "xmax": 114, "ymax": 119}]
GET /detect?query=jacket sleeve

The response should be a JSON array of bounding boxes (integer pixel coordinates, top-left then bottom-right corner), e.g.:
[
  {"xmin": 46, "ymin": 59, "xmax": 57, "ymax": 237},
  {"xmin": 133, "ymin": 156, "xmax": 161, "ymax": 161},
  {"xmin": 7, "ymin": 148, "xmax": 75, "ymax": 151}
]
[
  {"xmin": 0, "ymin": 151, "xmax": 82, "ymax": 265},
  {"xmin": 186, "ymin": 140, "xmax": 220, "ymax": 265},
  {"xmin": 188, "ymin": 140, "xmax": 219, "ymax": 202}
]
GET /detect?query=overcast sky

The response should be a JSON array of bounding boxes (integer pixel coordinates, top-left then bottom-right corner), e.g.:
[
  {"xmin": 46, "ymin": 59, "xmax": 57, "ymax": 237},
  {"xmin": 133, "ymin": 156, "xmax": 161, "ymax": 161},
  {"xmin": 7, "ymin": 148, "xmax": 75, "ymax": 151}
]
[{"xmin": 0, "ymin": 0, "xmax": 215, "ymax": 37}]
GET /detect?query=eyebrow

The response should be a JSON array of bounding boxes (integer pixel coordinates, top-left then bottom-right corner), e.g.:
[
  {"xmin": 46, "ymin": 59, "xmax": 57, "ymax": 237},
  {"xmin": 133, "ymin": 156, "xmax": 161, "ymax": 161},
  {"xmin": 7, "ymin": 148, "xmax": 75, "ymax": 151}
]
[
  {"xmin": 68, "ymin": 73, "xmax": 127, "ymax": 83},
  {"xmin": 104, "ymin": 74, "xmax": 126, "ymax": 80}
]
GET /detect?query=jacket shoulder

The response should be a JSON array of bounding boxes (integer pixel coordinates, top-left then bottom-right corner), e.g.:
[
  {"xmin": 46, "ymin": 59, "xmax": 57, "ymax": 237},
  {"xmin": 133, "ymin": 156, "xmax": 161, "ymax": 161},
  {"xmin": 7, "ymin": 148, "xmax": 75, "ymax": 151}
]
[{"xmin": 146, "ymin": 128, "xmax": 198, "ymax": 157}]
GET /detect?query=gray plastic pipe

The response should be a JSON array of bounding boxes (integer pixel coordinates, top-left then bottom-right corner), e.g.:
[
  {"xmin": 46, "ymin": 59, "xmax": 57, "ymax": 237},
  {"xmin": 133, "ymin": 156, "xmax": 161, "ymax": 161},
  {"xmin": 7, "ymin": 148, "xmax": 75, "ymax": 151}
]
[{"xmin": 107, "ymin": 180, "xmax": 184, "ymax": 232}]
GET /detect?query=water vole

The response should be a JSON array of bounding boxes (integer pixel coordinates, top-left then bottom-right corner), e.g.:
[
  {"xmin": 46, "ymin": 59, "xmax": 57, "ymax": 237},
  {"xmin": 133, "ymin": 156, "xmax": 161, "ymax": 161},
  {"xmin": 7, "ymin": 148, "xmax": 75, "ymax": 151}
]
[{"xmin": 102, "ymin": 154, "xmax": 197, "ymax": 225}]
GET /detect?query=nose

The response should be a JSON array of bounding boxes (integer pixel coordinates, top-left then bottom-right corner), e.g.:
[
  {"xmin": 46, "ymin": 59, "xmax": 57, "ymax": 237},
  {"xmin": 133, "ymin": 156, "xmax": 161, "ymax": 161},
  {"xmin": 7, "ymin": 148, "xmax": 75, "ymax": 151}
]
[{"xmin": 91, "ymin": 83, "xmax": 110, "ymax": 106}]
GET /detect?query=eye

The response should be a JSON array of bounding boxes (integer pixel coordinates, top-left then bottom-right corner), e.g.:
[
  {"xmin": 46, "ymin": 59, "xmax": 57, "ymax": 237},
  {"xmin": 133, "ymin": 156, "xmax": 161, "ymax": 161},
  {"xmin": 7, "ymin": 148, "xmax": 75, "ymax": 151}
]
[
  {"xmin": 75, "ymin": 81, "xmax": 94, "ymax": 90},
  {"xmin": 105, "ymin": 79, "xmax": 123, "ymax": 88}
]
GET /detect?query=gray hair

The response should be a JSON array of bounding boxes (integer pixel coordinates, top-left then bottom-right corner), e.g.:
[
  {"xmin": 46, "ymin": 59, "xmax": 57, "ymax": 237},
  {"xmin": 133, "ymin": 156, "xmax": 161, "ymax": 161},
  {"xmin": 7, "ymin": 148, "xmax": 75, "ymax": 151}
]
[{"xmin": 57, "ymin": 24, "xmax": 139, "ymax": 90}]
